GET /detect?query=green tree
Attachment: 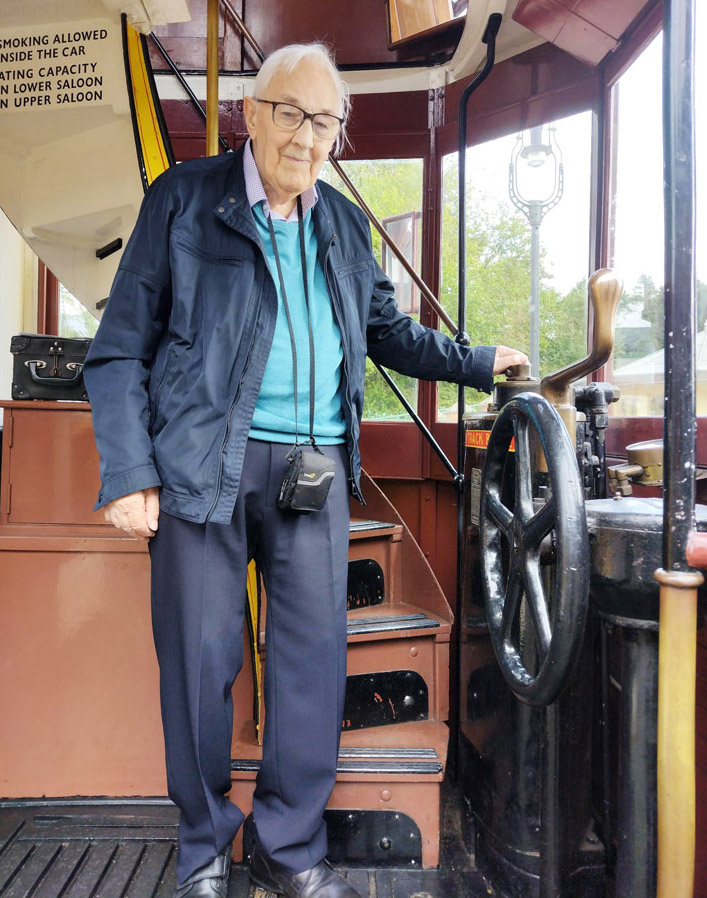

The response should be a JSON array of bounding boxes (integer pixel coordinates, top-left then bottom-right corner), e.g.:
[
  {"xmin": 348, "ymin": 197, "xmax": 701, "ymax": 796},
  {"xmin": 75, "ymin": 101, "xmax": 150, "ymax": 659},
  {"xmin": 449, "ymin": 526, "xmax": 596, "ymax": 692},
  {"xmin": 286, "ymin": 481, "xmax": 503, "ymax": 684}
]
[
  {"xmin": 438, "ymin": 157, "xmax": 588, "ymax": 412},
  {"xmin": 322, "ymin": 155, "xmax": 592, "ymax": 421},
  {"xmin": 321, "ymin": 159, "xmax": 423, "ymax": 419}
]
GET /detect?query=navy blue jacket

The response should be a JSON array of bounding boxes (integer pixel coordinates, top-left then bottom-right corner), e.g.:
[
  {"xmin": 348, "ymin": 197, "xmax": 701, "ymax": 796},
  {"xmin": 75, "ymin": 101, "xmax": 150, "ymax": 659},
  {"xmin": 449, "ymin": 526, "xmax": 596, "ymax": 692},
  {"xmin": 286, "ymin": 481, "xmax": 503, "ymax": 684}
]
[{"xmin": 84, "ymin": 146, "xmax": 495, "ymax": 524}]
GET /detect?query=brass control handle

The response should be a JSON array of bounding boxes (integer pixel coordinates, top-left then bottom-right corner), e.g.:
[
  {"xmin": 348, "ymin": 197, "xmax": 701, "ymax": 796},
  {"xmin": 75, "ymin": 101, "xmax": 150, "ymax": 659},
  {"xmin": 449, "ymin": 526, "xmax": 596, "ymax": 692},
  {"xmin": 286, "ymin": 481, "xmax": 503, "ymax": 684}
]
[
  {"xmin": 538, "ymin": 269, "xmax": 623, "ymax": 440},
  {"xmin": 541, "ymin": 268, "xmax": 623, "ymax": 407}
]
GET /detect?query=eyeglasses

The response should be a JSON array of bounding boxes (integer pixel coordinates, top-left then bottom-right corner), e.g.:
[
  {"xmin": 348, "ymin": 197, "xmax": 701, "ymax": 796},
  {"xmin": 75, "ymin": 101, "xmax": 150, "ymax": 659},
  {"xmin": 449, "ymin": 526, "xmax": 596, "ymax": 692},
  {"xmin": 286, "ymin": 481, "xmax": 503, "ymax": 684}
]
[{"xmin": 255, "ymin": 99, "xmax": 343, "ymax": 141}]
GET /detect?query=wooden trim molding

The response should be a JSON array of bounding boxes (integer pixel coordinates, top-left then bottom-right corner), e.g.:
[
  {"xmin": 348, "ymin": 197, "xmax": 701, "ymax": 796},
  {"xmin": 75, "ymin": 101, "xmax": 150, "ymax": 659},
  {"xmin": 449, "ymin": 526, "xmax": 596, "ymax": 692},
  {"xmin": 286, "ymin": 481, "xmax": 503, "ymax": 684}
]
[{"xmin": 36, "ymin": 261, "xmax": 59, "ymax": 335}]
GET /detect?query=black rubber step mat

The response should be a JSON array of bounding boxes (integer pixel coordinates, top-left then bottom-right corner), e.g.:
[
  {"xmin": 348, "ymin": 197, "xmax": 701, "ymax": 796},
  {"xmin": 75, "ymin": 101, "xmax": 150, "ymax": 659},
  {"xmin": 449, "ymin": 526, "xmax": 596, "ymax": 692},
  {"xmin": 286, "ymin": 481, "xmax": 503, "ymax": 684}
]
[{"xmin": 0, "ymin": 790, "xmax": 491, "ymax": 898}]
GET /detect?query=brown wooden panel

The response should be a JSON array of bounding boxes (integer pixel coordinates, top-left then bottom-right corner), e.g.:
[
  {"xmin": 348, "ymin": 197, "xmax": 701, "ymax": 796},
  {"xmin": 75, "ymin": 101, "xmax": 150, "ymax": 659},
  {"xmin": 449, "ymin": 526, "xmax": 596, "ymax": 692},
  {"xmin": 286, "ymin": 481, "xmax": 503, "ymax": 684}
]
[
  {"xmin": 1, "ymin": 404, "xmax": 105, "ymax": 528},
  {"xmin": 388, "ymin": 0, "xmax": 454, "ymax": 45},
  {"xmin": 0, "ymin": 547, "xmax": 164, "ymax": 797}
]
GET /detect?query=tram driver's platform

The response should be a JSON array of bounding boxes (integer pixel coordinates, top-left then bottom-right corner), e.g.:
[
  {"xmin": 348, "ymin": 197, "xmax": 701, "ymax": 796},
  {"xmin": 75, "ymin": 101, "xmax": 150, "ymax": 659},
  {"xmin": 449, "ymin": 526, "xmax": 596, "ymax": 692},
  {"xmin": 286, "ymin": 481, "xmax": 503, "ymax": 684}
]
[{"xmin": 0, "ymin": 783, "xmax": 490, "ymax": 898}]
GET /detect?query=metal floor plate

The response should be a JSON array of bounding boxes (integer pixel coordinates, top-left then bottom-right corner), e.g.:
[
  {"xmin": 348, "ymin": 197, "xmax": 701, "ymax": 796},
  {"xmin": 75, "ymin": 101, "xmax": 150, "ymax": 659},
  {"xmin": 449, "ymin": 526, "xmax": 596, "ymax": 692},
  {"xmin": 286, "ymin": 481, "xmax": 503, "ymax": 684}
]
[{"xmin": 0, "ymin": 786, "xmax": 492, "ymax": 898}]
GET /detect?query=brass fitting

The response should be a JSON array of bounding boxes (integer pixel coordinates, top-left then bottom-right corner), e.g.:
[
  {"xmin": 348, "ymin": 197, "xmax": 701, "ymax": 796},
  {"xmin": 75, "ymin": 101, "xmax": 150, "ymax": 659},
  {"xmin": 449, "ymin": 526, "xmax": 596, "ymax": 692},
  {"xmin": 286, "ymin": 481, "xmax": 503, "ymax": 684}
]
[{"xmin": 608, "ymin": 439, "xmax": 664, "ymax": 496}]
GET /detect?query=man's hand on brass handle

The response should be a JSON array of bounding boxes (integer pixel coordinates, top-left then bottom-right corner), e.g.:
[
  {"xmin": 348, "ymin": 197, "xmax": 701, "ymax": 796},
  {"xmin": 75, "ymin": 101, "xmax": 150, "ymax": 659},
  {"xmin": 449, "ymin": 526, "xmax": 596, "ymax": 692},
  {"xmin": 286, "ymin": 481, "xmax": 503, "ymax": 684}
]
[
  {"xmin": 493, "ymin": 345, "xmax": 529, "ymax": 375},
  {"xmin": 103, "ymin": 487, "xmax": 160, "ymax": 539}
]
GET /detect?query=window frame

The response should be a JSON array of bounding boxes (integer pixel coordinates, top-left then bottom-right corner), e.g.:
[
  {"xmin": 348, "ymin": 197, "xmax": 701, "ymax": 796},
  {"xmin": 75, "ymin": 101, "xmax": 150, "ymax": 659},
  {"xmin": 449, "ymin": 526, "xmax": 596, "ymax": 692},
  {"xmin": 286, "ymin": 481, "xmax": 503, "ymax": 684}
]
[
  {"xmin": 597, "ymin": 5, "xmax": 707, "ymax": 469},
  {"xmin": 426, "ymin": 44, "xmax": 601, "ymax": 479}
]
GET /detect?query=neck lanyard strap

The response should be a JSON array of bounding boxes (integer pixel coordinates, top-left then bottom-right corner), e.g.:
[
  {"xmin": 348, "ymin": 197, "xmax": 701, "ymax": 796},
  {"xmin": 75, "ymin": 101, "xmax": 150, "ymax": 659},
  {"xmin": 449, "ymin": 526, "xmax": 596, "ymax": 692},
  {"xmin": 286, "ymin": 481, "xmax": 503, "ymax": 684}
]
[{"xmin": 266, "ymin": 195, "xmax": 317, "ymax": 446}]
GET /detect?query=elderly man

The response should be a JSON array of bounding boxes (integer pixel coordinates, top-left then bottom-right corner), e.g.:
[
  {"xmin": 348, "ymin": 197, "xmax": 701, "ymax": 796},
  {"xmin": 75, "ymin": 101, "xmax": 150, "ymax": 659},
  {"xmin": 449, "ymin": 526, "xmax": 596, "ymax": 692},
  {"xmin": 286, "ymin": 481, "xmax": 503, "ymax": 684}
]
[{"xmin": 84, "ymin": 42, "xmax": 527, "ymax": 898}]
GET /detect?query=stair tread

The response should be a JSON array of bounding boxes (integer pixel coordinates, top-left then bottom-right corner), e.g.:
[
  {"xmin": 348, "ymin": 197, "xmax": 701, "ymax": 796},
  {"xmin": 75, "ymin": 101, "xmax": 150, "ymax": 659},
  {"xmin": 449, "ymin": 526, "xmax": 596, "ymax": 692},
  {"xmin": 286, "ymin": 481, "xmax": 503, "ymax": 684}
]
[
  {"xmin": 346, "ymin": 602, "xmax": 451, "ymax": 641},
  {"xmin": 232, "ymin": 720, "xmax": 448, "ymax": 779},
  {"xmin": 349, "ymin": 518, "xmax": 402, "ymax": 540},
  {"xmin": 257, "ymin": 603, "xmax": 451, "ymax": 654}
]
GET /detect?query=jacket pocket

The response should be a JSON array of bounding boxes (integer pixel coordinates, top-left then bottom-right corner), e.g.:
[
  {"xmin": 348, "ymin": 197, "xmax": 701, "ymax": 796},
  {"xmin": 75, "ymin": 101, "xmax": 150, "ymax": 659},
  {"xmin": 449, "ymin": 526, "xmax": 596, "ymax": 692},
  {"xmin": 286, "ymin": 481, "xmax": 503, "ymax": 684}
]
[
  {"xmin": 149, "ymin": 344, "xmax": 179, "ymax": 434},
  {"xmin": 334, "ymin": 258, "xmax": 372, "ymax": 278},
  {"xmin": 175, "ymin": 237, "xmax": 246, "ymax": 266}
]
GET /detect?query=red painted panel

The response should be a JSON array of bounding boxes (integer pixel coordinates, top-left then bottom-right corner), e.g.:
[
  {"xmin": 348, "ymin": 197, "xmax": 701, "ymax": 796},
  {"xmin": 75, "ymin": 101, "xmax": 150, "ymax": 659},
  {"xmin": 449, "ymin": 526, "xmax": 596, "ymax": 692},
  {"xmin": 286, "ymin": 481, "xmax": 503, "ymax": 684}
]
[
  {"xmin": 513, "ymin": 0, "xmax": 654, "ymax": 66},
  {"xmin": 161, "ymin": 92, "xmax": 427, "ymax": 162},
  {"xmin": 239, "ymin": 0, "xmax": 444, "ymax": 67},
  {"xmin": 553, "ymin": 14, "xmax": 618, "ymax": 65},
  {"xmin": 359, "ymin": 422, "xmax": 423, "ymax": 479},
  {"xmin": 446, "ymin": 42, "xmax": 596, "ymax": 122},
  {"xmin": 441, "ymin": 43, "xmax": 598, "ymax": 154},
  {"xmin": 605, "ymin": 417, "xmax": 707, "ymax": 469},
  {"xmin": 148, "ymin": 0, "xmax": 247, "ymax": 73},
  {"xmin": 696, "ymin": 760, "xmax": 707, "ymax": 896},
  {"xmin": 575, "ymin": 0, "xmax": 654, "ymax": 40},
  {"xmin": 149, "ymin": 0, "xmax": 462, "ymax": 72},
  {"xmin": 344, "ymin": 91, "xmax": 428, "ymax": 139}
]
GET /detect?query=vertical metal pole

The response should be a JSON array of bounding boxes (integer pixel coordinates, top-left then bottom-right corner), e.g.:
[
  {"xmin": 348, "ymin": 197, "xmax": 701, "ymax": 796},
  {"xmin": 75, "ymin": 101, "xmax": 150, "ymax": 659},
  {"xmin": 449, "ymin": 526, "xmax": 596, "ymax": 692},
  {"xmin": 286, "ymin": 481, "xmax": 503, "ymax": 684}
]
[
  {"xmin": 454, "ymin": 11, "xmax": 502, "ymax": 784},
  {"xmin": 206, "ymin": 0, "xmax": 220, "ymax": 157},
  {"xmin": 529, "ymin": 204, "xmax": 541, "ymax": 377},
  {"xmin": 599, "ymin": 622, "xmax": 614, "ymax": 873},
  {"xmin": 615, "ymin": 628, "xmax": 658, "ymax": 898},
  {"xmin": 662, "ymin": 0, "xmax": 696, "ymax": 570},
  {"xmin": 656, "ymin": 1, "xmax": 701, "ymax": 896},
  {"xmin": 539, "ymin": 704, "xmax": 563, "ymax": 898}
]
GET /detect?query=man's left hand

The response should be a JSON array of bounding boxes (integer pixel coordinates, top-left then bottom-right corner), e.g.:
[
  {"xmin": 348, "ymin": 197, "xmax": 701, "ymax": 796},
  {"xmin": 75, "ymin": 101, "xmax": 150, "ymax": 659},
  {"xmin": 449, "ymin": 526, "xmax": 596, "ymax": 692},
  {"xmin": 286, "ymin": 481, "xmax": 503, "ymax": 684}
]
[{"xmin": 493, "ymin": 345, "xmax": 529, "ymax": 375}]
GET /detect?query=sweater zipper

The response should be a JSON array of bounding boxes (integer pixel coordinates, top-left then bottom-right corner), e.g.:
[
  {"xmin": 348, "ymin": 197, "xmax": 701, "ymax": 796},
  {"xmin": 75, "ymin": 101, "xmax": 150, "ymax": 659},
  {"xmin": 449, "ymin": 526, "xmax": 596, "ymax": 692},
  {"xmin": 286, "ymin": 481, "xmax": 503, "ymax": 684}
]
[{"xmin": 324, "ymin": 233, "xmax": 364, "ymax": 503}]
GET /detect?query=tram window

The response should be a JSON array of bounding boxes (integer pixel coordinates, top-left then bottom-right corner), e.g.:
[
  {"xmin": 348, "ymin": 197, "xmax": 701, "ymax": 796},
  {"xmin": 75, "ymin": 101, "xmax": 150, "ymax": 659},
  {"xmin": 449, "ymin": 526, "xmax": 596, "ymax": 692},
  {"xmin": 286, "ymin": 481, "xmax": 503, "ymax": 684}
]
[
  {"xmin": 609, "ymin": 22, "xmax": 706, "ymax": 417},
  {"xmin": 437, "ymin": 111, "xmax": 592, "ymax": 421},
  {"xmin": 58, "ymin": 283, "xmax": 99, "ymax": 339},
  {"xmin": 320, "ymin": 158, "xmax": 423, "ymax": 421},
  {"xmin": 608, "ymin": 34, "xmax": 664, "ymax": 416}
]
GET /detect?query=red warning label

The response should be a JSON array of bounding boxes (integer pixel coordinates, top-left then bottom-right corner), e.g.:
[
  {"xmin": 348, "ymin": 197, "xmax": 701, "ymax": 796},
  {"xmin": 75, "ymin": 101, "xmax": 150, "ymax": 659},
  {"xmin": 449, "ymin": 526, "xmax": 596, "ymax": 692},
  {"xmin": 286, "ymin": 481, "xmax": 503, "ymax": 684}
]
[{"xmin": 465, "ymin": 430, "xmax": 515, "ymax": 451}]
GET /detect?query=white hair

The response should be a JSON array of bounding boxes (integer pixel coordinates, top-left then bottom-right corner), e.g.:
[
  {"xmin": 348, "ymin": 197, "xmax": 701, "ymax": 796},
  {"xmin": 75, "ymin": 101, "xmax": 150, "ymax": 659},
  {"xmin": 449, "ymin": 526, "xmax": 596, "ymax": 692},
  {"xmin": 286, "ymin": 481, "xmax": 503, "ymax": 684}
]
[{"xmin": 254, "ymin": 43, "xmax": 351, "ymax": 156}]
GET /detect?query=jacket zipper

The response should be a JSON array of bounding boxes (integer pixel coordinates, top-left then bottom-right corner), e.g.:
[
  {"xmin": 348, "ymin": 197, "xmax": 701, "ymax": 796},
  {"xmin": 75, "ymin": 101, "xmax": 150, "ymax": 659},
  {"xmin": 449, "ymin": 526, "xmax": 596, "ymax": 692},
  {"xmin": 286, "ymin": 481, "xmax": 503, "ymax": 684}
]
[
  {"xmin": 148, "ymin": 344, "xmax": 175, "ymax": 432},
  {"xmin": 206, "ymin": 286, "xmax": 262, "ymax": 520},
  {"xmin": 324, "ymin": 234, "xmax": 365, "ymax": 503}
]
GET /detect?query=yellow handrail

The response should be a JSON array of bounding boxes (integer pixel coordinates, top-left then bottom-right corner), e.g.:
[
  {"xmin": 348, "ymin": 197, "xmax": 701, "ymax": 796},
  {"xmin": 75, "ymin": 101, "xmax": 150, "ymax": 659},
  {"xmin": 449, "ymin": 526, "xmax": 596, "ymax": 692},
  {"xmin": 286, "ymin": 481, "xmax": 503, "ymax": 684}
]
[
  {"xmin": 655, "ymin": 567, "xmax": 703, "ymax": 898},
  {"xmin": 206, "ymin": 0, "xmax": 220, "ymax": 157}
]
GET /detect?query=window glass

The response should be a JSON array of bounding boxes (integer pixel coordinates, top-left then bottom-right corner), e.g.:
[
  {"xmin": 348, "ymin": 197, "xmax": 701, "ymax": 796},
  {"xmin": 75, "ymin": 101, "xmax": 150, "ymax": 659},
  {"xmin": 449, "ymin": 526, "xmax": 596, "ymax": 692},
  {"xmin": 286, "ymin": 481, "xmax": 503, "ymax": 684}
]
[
  {"xmin": 608, "ymin": 34, "xmax": 664, "ymax": 416},
  {"xmin": 437, "ymin": 111, "xmax": 592, "ymax": 421},
  {"xmin": 609, "ymin": 22, "xmax": 706, "ymax": 416},
  {"xmin": 59, "ymin": 283, "xmax": 99, "ymax": 339},
  {"xmin": 320, "ymin": 158, "xmax": 423, "ymax": 421}
]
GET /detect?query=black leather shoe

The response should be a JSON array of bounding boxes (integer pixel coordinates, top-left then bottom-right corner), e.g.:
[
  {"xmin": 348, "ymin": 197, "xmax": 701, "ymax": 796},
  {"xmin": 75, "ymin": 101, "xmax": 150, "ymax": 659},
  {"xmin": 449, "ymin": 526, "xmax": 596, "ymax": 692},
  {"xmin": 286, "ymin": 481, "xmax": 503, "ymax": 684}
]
[
  {"xmin": 249, "ymin": 842, "xmax": 361, "ymax": 898},
  {"xmin": 174, "ymin": 847, "xmax": 231, "ymax": 897}
]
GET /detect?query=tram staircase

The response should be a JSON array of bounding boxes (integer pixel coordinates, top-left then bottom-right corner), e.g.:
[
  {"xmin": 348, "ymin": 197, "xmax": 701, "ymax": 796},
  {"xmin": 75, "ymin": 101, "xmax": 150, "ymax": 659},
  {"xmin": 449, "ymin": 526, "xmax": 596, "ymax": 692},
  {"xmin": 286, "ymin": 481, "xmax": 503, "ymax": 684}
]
[{"xmin": 230, "ymin": 471, "xmax": 452, "ymax": 870}]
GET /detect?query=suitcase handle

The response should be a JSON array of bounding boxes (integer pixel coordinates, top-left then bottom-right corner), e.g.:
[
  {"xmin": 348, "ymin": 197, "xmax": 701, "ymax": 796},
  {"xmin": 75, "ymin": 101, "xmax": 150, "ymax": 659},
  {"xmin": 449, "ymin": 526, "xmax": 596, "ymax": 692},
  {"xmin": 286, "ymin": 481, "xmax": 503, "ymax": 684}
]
[{"xmin": 25, "ymin": 359, "xmax": 83, "ymax": 386}]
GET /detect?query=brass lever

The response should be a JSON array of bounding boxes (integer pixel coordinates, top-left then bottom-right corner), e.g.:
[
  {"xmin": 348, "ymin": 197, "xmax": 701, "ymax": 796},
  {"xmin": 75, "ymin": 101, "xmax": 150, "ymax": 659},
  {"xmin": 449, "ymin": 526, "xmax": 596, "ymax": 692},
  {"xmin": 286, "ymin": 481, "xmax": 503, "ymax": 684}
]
[{"xmin": 540, "ymin": 268, "xmax": 623, "ymax": 437}]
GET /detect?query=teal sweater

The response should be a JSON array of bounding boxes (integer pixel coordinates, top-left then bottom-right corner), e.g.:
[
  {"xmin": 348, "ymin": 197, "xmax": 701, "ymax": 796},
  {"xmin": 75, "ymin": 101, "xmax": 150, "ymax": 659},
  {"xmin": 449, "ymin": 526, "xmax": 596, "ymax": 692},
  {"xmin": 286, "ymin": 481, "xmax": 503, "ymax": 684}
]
[{"xmin": 249, "ymin": 203, "xmax": 346, "ymax": 444}]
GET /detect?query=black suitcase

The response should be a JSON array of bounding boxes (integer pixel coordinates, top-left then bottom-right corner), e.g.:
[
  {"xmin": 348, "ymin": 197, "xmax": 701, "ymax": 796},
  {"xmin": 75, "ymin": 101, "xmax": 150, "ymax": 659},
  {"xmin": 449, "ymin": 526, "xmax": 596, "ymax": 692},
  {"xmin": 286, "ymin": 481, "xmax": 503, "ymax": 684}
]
[{"xmin": 11, "ymin": 333, "xmax": 92, "ymax": 401}]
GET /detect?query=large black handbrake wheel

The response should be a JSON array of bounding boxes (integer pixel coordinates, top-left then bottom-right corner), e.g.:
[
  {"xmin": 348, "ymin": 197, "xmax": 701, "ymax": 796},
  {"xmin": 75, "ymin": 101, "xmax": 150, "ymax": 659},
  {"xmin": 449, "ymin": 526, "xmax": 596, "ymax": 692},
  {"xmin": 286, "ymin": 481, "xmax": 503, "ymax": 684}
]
[{"xmin": 479, "ymin": 393, "xmax": 589, "ymax": 707}]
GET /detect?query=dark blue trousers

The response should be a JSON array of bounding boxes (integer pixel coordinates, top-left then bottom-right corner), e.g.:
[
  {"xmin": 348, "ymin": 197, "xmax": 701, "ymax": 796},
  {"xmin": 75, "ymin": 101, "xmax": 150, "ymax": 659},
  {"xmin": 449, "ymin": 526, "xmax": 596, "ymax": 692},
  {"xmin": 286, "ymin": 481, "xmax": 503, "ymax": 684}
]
[{"xmin": 148, "ymin": 439, "xmax": 350, "ymax": 884}]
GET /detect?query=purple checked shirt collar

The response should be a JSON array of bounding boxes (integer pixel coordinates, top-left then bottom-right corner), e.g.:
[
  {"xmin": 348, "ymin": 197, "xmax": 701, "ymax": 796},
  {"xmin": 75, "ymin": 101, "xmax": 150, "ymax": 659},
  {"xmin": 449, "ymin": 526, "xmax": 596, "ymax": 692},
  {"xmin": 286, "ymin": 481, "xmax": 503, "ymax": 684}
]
[{"xmin": 243, "ymin": 139, "xmax": 318, "ymax": 222}]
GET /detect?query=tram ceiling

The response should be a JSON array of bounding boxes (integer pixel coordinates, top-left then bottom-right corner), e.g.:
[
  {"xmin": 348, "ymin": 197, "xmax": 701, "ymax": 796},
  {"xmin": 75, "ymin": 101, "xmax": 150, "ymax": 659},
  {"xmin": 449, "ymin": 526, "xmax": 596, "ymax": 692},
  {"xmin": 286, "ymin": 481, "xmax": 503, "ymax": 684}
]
[{"xmin": 147, "ymin": 0, "xmax": 660, "ymax": 95}]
